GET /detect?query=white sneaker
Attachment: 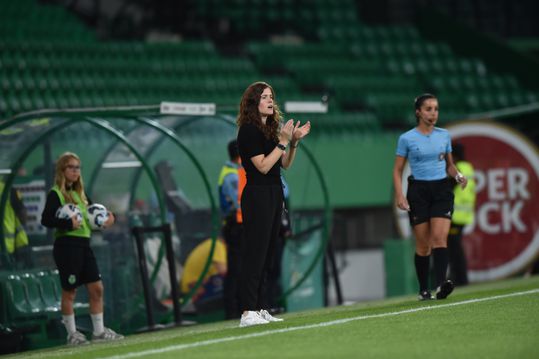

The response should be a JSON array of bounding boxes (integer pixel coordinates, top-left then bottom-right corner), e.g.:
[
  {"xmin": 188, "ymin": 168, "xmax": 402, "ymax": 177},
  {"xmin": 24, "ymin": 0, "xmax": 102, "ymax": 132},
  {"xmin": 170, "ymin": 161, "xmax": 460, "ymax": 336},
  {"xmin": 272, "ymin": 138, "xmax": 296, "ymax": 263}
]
[
  {"xmin": 259, "ymin": 309, "xmax": 284, "ymax": 322},
  {"xmin": 92, "ymin": 327, "xmax": 124, "ymax": 342},
  {"xmin": 239, "ymin": 311, "xmax": 270, "ymax": 327},
  {"xmin": 67, "ymin": 331, "xmax": 90, "ymax": 346}
]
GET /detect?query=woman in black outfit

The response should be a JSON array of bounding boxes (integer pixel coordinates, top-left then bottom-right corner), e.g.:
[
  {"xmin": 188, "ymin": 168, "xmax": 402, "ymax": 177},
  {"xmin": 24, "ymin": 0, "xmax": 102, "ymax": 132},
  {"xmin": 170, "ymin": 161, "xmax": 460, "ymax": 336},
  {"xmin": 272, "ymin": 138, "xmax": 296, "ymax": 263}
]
[{"xmin": 236, "ymin": 82, "xmax": 310, "ymax": 327}]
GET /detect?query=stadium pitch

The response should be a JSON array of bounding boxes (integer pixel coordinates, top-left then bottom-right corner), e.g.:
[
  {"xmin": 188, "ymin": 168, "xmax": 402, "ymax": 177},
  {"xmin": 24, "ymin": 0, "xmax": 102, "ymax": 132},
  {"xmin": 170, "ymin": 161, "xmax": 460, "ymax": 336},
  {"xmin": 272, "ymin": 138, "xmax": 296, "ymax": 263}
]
[{"xmin": 13, "ymin": 275, "xmax": 539, "ymax": 359}]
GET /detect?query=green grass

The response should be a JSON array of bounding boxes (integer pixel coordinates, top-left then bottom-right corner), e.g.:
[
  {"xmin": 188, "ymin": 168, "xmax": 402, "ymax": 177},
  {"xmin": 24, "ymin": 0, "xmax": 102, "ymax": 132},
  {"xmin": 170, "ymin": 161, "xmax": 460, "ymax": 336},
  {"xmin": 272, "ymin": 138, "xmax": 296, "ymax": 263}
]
[{"xmin": 11, "ymin": 275, "xmax": 539, "ymax": 359}]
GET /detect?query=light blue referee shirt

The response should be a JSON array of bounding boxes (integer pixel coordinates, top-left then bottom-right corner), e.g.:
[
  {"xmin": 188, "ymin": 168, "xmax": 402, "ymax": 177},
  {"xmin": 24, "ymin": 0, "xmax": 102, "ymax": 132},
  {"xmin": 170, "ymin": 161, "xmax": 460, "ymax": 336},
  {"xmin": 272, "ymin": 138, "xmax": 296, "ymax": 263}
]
[{"xmin": 396, "ymin": 127, "xmax": 452, "ymax": 180}]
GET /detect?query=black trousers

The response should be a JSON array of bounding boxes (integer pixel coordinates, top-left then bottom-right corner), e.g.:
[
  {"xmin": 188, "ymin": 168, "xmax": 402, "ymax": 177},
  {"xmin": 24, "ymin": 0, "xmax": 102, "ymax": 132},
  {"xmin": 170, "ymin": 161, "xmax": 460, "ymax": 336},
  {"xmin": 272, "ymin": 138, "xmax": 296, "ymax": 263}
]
[
  {"xmin": 222, "ymin": 217, "xmax": 243, "ymax": 319},
  {"xmin": 239, "ymin": 184, "xmax": 283, "ymax": 311},
  {"xmin": 267, "ymin": 233, "xmax": 285, "ymax": 309}
]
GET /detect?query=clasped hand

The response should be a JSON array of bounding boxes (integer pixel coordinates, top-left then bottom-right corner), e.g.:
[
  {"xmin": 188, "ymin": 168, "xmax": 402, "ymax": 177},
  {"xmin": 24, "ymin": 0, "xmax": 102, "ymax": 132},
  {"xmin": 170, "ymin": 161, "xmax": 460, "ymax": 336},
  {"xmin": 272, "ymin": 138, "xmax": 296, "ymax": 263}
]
[{"xmin": 280, "ymin": 119, "xmax": 311, "ymax": 143}]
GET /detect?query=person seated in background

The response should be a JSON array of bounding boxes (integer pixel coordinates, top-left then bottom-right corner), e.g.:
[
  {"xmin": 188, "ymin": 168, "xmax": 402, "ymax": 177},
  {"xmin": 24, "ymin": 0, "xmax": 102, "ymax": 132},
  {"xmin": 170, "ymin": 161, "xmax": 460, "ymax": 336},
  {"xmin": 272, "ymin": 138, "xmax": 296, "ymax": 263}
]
[{"xmin": 180, "ymin": 237, "xmax": 227, "ymax": 313}]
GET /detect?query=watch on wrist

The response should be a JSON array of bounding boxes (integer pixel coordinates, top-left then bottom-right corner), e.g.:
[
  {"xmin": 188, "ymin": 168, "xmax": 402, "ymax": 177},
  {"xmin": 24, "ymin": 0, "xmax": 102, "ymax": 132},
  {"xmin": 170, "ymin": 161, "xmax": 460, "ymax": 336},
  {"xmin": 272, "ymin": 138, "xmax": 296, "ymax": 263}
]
[{"xmin": 276, "ymin": 143, "xmax": 286, "ymax": 151}]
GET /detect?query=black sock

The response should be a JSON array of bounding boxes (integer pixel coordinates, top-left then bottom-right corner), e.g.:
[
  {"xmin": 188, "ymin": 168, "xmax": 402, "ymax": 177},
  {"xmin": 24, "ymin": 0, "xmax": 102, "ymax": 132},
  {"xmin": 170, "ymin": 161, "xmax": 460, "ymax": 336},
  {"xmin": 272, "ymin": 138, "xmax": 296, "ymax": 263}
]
[
  {"xmin": 414, "ymin": 254, "xmax": 430, "ymax": 292},
  {"xmin": 432, "ymin": 247, "xmax": 449, "ymax": 287}
]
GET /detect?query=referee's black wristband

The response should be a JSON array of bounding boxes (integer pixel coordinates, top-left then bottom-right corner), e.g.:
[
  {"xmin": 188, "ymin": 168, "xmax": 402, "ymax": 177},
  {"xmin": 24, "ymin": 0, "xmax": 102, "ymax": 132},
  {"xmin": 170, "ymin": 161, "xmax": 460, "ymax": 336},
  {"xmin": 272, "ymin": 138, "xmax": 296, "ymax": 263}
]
[{"xmin": 276, "ymin": 143, "xmax": 286, "ymax": 151}]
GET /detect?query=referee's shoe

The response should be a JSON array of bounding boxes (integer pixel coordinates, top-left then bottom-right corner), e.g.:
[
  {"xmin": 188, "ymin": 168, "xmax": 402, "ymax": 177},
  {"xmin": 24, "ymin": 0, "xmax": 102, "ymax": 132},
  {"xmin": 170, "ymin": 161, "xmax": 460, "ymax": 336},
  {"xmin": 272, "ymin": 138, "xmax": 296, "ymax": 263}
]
[
  {"xmin": 436, "ymin": 280, "xmax": 454, "ymax": 300},
  {"xmin": 418, "ymin": 290, "xmax": 434, "ymax": 301}
]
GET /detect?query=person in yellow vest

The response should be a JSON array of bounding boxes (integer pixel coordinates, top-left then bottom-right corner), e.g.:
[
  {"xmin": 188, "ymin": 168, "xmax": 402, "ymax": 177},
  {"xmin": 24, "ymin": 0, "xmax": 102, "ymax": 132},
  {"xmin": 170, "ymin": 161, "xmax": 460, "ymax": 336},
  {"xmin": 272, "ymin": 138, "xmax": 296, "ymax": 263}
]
[
  {"xmin": 41, "ymin": 152, "xmax": 123, "ymax": 345},
  {"xmin": 0, "ymin": 180, "xmax": 29, "ymax": 264},
  {"xmin": 218, "ymin": 139, "xmax": 243, "ymax": 319},
  {"xmin": 180, "ymin": 237, "xmax": 227, "ymax": 313},
  {"xmin": 448, "ymin": 143, "xmax": 476, "ymax": 286}
]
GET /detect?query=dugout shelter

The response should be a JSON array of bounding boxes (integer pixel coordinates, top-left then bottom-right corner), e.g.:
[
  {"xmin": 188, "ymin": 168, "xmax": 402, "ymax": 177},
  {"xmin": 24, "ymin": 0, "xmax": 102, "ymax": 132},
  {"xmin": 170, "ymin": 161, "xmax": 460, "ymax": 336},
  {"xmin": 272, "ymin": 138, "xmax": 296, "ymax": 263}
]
[{"xmin": 0, "ymin": 104, "xmax": 331, "ymax": 350}]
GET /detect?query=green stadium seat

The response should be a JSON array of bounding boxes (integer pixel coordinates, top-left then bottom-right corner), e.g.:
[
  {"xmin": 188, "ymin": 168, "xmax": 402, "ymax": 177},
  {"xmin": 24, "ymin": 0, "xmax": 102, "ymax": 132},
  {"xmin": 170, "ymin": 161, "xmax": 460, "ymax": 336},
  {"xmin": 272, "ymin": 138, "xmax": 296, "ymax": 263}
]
[
  {"xmin": 480, "ymin": 93, "xmax": 496, "ymax": 110},
  {"xmin": 509, "ymin": 91, "xmax": 529, "ymax": 106},
  {"xmin": 36, "ymin": 270, "xmax": 62, "ymax": 311},
  {"xmin": 3, "ymin": 275, "xmax": 33, "ymax": 317},
  {"xmin": 524, "ymin": 91, "xmax": 538, "ymax": 103},
  {"xmin": 495, "ymin": 92, "xmax": 511, "ymax": 108},
  {"xmin": 19, "ymin": 273, "xmax": 48, "ymax": 315}
]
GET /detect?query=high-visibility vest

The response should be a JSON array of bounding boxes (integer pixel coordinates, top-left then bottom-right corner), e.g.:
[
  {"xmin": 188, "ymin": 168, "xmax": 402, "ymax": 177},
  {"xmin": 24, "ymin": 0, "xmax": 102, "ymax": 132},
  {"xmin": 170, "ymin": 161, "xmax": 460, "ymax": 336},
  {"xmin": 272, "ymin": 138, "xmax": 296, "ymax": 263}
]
[
  {"xmin": 52, "ymin": 186, "xmax": 91, "ymax": 239},
  {"xmin": 236, "ymin": 167, "xmax": 246, "ymax": 223},
  {"xmin": 0, "ymin": 182, "xmax": 29, "ymax": 253},
  {"xmin": 217, "ymin": 162, "xmax": 239, "ymax": 217},
  {"xmin": 452, "ymin": 161, "xmax": 476, "ymax": 225}
]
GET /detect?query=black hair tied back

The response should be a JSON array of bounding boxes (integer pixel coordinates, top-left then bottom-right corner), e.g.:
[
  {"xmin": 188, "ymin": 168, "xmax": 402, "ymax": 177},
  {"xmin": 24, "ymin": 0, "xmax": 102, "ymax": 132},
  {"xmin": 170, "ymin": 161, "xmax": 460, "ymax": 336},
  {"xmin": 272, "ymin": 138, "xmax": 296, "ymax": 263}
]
[{"xmin": 414, "ymin": 93, "xmax": 436, "ymax": 110}]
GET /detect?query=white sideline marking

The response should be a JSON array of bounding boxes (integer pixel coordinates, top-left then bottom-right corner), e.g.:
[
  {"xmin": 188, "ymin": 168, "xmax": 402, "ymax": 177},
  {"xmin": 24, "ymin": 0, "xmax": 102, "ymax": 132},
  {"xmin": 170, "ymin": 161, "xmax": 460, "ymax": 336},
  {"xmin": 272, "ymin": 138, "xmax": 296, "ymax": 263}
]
[{"xmin": 98, "ymin": 289, "xmax": 539, "ymax": 358}]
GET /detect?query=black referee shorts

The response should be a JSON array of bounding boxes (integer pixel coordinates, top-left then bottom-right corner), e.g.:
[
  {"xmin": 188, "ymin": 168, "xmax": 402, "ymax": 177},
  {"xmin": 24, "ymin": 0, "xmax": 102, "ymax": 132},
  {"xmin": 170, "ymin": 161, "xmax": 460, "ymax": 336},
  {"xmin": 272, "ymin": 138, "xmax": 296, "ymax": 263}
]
[
  {"xmin": 406, "ymin": 176, "xmax": 454, "ymax": 226},
  {"xmin": 53, "ymin": 239, "xmax": 101, "ymax": 290}
]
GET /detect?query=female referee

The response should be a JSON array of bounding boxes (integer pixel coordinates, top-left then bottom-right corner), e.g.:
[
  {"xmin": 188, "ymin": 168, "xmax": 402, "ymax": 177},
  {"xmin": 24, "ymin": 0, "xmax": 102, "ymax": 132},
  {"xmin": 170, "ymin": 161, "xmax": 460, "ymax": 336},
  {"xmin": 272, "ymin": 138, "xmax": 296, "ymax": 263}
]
[
  {"xmin": 236, "ymin": 82, "xmax": 310, "ymax": 327},
  {"xmin": 41, "ymin": 152, "xmax": 123, "ymax": 345},
  {"xmin": 393, "ymin": 94, "xmax": 467, "ymax": 301}
]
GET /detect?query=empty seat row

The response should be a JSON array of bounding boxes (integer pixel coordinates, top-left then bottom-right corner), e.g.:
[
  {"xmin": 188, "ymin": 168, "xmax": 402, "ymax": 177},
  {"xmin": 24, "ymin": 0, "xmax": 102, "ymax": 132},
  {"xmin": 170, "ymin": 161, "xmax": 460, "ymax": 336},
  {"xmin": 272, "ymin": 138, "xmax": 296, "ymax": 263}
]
[
  {"xmin": 188, "ymin": 0, "xmax": 359, "ymax": 37},
  {"xmin": 319, "ymin": 24, "xmax": 423, "ymax": 44},
  {"xmin": 429, "ymin": 73, "xmax": 520, "ymax": 92},
  {"xmin": 0, "ymin": 270, "xmax": 89, "ymax": 321}
]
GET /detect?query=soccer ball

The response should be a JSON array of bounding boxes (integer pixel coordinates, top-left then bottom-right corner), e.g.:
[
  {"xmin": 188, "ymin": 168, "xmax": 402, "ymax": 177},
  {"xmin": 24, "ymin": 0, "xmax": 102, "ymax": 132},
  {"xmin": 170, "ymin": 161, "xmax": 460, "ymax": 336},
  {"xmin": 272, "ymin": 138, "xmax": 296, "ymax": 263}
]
[
  {"xmin": 87, "ymin": 203, "xmax": 109, "ymax": 230},
  {"xmin": 56, "ymin": 203, "xmax": 82, "ymax": 223}
]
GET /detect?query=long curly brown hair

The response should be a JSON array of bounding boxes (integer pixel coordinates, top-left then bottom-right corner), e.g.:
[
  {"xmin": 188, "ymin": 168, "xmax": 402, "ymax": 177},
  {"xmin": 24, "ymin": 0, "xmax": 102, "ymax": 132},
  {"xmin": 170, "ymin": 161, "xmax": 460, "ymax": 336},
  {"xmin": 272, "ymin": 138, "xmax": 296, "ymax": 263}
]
[
  {"xmin": 236, "ymin": 81, "xmax": 282, "ymax": 142},
  {"xmin": 54, "ymin": 152, "xmax": 88, "ymax": 205}
]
